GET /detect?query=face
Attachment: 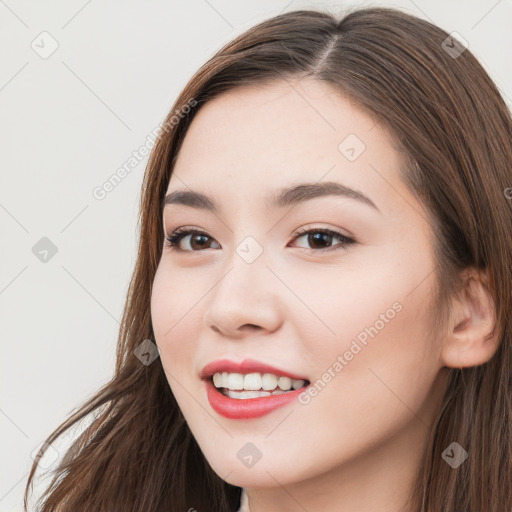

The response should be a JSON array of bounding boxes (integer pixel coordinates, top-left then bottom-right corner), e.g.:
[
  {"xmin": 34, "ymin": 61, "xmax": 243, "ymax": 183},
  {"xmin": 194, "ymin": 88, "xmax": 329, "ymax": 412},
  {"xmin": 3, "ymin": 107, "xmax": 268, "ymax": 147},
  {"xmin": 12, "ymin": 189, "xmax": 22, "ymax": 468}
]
[{"xmin": 150, "ymin": 77, "xmax": 449, "ymax": 489}]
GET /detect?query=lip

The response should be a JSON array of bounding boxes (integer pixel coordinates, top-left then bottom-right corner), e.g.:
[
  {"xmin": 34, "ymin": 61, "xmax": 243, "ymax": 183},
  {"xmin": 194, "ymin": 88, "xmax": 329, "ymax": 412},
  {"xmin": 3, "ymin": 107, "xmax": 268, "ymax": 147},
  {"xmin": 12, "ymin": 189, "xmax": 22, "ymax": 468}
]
[
  {"xmin": 204, "ymin": 378, "xmax": 308, "ymax": 419},
  {"xmin": 200, "ymin": 358, "xmax": 310, "ymax": 420},
  {"xmin": 200, "ymin": 358, "xmax": 309, "ymax": 381}
]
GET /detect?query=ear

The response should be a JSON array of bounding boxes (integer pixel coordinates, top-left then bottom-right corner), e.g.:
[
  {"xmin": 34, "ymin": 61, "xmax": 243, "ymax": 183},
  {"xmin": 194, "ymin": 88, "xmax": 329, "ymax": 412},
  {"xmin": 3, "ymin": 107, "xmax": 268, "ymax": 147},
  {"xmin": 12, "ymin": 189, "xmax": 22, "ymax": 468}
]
[{"xmin": 440, "ymin": 267, "xmax": 500, "ymax": 369}]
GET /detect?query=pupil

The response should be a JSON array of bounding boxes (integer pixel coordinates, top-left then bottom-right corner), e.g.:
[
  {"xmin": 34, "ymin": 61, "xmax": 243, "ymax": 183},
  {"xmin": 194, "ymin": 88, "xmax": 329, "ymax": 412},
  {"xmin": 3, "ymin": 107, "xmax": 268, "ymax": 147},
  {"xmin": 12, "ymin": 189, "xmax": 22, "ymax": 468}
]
[
  {"xmin": 309, "ymin": 233, "xmax": 331, "ymax": 249},
  {"xmin": 192, "ymin": 235, "xmax": 209, "ymax": 249}
]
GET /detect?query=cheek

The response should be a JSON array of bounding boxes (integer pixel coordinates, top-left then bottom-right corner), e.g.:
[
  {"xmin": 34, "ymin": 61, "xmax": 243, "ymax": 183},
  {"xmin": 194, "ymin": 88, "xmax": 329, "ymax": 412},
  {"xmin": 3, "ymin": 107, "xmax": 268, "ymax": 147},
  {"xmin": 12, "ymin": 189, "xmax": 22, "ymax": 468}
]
[
  {"xmin": 150, "ymin": 265, "xmax": 200, "ymax": 376},
  {"xmin": 151, "ymin": 259, "xmax": 202, "ymax": 335},
  {"xmin": 300, "ymin": 235, "xmax": 437, "ymax": 362},
  {"xmin": 293, "ymin": 242, "xmax": 441, "ymax": 410},
  {"xmin": 296, "ymin": 263, "xmax": 441, "ymax": 445}
]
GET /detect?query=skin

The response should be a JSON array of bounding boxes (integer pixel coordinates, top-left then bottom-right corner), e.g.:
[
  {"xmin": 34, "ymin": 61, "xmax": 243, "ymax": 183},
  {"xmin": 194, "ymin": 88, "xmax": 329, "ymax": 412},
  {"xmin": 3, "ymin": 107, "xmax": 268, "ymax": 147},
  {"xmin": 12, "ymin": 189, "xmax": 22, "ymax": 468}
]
[{"xmin": 150, "ymin": 77, "xmax": 499, "ymax": 512}]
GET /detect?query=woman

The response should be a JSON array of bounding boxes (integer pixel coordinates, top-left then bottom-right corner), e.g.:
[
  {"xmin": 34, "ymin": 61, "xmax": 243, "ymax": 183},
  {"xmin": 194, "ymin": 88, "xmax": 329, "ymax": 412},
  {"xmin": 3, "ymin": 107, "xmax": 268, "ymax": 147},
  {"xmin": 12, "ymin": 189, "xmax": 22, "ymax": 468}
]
[{"xmin": 25, "ymin": 5, "xmax": 512, "ymax": 511}]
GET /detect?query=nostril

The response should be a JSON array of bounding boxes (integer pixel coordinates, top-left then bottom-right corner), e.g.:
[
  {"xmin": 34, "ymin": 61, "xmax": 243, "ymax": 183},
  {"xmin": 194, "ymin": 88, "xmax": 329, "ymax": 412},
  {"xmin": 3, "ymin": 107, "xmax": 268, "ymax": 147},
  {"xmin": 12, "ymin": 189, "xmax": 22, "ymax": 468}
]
[{"xmin": 241, "ymin": 324, "xmax": 262, "ymax": 333}]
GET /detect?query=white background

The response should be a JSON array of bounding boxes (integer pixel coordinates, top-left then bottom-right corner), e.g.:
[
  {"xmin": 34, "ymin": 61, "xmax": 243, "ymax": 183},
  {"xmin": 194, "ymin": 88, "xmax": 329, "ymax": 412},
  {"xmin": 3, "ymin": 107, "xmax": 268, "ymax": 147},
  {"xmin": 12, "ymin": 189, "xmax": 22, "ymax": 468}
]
[{"xmin": 1, "ymin": 0, "xmax": 511, "ymax": 510}]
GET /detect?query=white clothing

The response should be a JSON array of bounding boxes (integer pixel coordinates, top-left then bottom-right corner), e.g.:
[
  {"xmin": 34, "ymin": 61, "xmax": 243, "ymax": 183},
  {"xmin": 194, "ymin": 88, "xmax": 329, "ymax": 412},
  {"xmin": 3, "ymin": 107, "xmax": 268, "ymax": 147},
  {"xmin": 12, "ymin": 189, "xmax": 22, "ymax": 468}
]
[{"xmin": 236, "ymin": 487, "xmax": 250, "ymax": 511}]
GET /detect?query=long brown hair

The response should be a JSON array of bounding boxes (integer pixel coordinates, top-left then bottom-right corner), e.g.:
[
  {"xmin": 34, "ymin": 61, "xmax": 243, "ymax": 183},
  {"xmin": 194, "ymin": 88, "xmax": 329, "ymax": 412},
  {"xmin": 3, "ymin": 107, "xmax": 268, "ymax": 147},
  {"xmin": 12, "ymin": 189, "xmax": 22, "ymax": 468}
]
[{"xmin": 25, "ymin": 6, "xmax": 512, "ymax": 511}]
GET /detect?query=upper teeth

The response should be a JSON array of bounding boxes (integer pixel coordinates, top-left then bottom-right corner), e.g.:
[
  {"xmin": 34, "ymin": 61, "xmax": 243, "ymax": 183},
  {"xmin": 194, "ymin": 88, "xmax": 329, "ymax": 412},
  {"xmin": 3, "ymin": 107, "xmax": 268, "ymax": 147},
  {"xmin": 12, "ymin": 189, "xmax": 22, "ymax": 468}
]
[{"xmin": 213, "ymin": 372, "xmax": 306, "ymax": 391}]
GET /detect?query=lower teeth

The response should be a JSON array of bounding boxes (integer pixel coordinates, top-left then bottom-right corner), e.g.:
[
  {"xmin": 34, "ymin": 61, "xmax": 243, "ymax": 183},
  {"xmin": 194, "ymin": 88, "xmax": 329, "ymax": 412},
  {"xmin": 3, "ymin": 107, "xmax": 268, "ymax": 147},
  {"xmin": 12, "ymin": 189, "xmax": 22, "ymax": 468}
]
[{"xmin": 220, "ymin": 388, "xmax": 293, "ymax": 399}]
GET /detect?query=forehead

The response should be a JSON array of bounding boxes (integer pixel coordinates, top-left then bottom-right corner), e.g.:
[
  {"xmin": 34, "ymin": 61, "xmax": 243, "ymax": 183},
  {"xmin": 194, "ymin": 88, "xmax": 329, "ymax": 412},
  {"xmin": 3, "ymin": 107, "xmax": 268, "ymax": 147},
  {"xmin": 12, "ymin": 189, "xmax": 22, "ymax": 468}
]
[
  {"xmin": 167, "ymin": 78, "xmax": 417, "ymax": 220},
  {"xmin": 178, "ymin": 78, "xmax": 384, "ymax": 164}
]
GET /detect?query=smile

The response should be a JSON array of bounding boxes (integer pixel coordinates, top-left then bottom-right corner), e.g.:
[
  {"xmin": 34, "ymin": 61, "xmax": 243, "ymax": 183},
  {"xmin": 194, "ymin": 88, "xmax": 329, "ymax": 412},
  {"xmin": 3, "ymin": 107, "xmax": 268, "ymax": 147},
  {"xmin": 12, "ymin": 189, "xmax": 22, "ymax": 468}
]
[{"xmin": 205, "ymin": 372, "xmax": 310, "ymax": 419}]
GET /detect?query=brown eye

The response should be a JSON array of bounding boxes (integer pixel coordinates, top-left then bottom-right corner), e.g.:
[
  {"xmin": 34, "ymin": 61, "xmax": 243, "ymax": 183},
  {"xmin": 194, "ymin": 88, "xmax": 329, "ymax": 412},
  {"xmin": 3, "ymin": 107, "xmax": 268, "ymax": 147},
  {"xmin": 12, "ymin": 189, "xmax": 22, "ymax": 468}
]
[
  {"xmin": 292, "ymin": 228, "xmax": 355, "ymax": 252},
  {"xmin": 165, "ymin": 229, "xmax": 220, "ymax": 252}
]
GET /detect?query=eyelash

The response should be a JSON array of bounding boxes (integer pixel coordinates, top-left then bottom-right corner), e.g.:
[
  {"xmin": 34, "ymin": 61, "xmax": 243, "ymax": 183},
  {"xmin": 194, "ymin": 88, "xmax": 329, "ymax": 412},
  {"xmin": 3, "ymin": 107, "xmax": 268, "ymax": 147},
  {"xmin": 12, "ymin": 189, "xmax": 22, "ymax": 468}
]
[{"xmin": 164, "ymin": 226, "xmax": 355, "ymax": 254}]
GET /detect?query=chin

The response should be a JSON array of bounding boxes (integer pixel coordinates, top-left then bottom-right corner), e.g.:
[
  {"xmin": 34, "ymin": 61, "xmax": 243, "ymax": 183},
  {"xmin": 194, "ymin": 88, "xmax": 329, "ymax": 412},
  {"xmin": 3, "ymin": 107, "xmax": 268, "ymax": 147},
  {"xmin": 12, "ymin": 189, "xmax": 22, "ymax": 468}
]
[
  {"xmin": 220, "ymin": 469, "xmax": 290, "ymax": 489},
  {"xmin": 204, "ymin": 452, "xmax": 307, "ymax": 489}
]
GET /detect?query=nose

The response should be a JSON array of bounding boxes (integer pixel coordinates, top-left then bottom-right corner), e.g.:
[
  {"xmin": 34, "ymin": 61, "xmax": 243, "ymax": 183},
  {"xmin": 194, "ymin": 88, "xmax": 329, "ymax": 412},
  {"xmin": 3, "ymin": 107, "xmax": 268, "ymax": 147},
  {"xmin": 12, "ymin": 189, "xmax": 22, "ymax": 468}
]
[{"xmin": 203, "ymin": 257, "xmax": 282, "ymax": 339}]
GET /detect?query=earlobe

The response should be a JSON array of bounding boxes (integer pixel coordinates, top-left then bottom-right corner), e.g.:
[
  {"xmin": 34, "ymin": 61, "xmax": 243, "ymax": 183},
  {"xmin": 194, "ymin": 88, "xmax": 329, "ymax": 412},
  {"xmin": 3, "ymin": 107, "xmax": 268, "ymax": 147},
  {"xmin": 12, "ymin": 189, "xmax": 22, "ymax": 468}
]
[{"xmin": 440, "ymin": 268, "xmax": 500, "ymax": 369}]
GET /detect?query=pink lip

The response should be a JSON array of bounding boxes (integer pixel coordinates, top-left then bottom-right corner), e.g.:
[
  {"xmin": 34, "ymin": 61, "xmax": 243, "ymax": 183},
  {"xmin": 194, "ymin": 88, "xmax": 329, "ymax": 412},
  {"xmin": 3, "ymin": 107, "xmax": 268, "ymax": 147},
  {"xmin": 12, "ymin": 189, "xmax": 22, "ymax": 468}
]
[
  {"xmin": 200, "ymin": 358, "xmax": 308, "ymax": 381},
  {"xmin": 200, "ymin": 358, "xmax": 310, "ymax": 420},
  {"xmin": 204, "ymin": 379, "xmax": 308, "ymax": 419}
]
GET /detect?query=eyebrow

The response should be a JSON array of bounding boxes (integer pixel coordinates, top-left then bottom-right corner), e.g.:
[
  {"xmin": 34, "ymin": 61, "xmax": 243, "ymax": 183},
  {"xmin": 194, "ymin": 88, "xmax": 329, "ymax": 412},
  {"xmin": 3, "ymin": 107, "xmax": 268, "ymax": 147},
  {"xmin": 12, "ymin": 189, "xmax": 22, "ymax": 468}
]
[{"xmin": 162, "ymin": 181, "xmax": 381, "ymax": 214}]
